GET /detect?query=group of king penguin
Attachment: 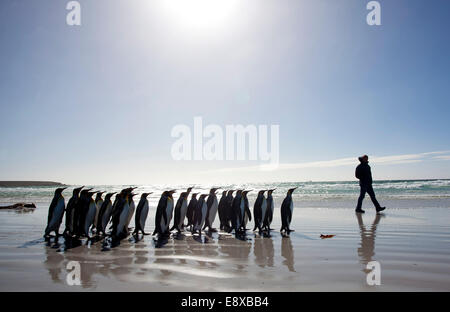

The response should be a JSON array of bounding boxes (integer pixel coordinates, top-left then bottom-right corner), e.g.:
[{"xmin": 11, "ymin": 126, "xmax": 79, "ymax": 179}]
[{"xmin": 44, "ymin": 185, "xmax": 298, "ymax": 248}]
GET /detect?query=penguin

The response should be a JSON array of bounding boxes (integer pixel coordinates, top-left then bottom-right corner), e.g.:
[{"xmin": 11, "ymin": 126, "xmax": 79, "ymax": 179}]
[
  {"xmin": 217, "ymin": 190, "xmax": 228, "ymax": 230},
  {"xmin": 253, "ymin": 190, "xmax": 267, "ymax": 234},
  {"xmin": 125, "ymin": 193, "xmax": 137, "ymax": 231},
  {"xmin": 133, "ymin": 192, "xmax": 152, "ymax": 235},
  {"xmin": 166, "ymin": 190, "xmax": 176, "ymax": 231},
  {"xmin": 93, "ymin": 191, "xmax": 105, "ymax": 231},
  {"xmin": 109, "ymin": 187, "xmax": 137, "ymax": 232},
  {"xmin": 192, "ymin": 194, "xmax": 208, "ymax": 235},
  {"xmin": 231, "ymin": 190, "xmax": 243, "ymax": 233},
  {"xmin": 96, "ymin": 192, "xmax": 116, "ymax": 235},
  {"xmin": 242, "ymin": 190, "xmax": 252, "ymax": 231},
  {"xmin": 63, "ymin": 186, "xmax": 84, "ymax": 237},
  {"xmin": 170, "ymin": 187, "xmax": 193, "ymax": 233},
  {"xmin": 186, "ymin": 193, "xmax": 199, "ymax": 230},
  {"xmin": 109, "ymin": 191, "xmax": 125, "ymax": 236},
  {"xmin": 73, "ymin": 188, "xmax": 93, "ymax": 237},
  {"xmin": 114, "ymin": 192, "xmax": 131, "ymax": 239},
  {"xmin": 203, "ymin": 187, "xmax": 220, "ymax": 232},
  {"xmin": 44, "ymin": 187, "xmax": 67, "ymax": 239},
  {"xmin": 263, "ymin": 189, "xmax": 276, "ymax": 231},
  {"xmin": 224, "ymin": 190, "xmax": 235, "ymax": 232},
  {"xmin": 280, "ymin": 187, "xmax": 297, "ymax": 235},
  {"xmin": 153, "ymin": 190, "xmax": 176, "ymax": 236},
  {"xmin": 82, "ymin": 191, "xmax": 99, "ymax": 237}
]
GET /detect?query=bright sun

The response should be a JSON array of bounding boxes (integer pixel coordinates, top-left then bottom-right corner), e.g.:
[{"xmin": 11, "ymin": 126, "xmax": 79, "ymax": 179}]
[{"xmin": 160, "ymin": 0, "xmax": 239, "ymax": 32}]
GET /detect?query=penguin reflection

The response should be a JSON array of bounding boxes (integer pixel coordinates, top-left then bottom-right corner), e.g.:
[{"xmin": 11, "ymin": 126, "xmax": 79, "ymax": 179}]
[
  {"xmin": 185, "ymin": 235, "xmax": 217, "ymax": 268},
  {"xmin": 44, "ymin": 245, "xmax": 100, "ymax": 288},
  {"xmin": 153, "ymin": 240, "xmax": 175, "ymax": 276},
  {"xmin": 281, "ymin": 237, "xmax": 295, "ymax": 272},
  {"xmin": 356, "ymin": 213, "xmax": 382, "ymax": 271},
  {"xmin": 44, "ymin": 245, "xmax": 65, "ymax": 283},
  {"xmin": 218, "ymin": 235, "xmax": 251, "ymax": 272},
  {"xmin": 253, "ymin": 236, "xmax": 274, "ymax": 268}
]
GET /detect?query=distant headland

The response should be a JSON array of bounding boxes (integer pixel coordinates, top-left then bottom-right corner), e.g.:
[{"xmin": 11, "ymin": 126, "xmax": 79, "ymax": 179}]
[{"xmin": 0, "ymin": 181, "xmax": 65, "ymax": 187}]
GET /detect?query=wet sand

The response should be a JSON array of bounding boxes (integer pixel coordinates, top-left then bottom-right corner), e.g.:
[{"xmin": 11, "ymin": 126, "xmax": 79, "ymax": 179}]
[{"xmin": 0, "ymin": 207, "xmax": 449, "ymax": 291}]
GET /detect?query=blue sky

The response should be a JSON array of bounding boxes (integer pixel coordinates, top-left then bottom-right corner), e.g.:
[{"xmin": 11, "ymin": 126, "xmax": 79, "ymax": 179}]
[{"xmin": 0, "ymin": 0, "xmax": 449, "ymax": 184}]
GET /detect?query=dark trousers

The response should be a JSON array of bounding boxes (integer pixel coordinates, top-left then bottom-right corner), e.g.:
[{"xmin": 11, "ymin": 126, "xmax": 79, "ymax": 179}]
[{"xmin": 356, "ymin": 184, "xmax": 381, "ymax": 210}]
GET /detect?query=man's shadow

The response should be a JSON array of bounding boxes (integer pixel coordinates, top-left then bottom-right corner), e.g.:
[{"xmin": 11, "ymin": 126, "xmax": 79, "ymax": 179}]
[{"xmin": 356, "ymin": 213, "xmax": 383, "ymax": 273}]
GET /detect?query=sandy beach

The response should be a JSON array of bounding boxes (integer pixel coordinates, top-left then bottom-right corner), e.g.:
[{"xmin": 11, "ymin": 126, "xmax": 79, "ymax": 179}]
[{"xmin": 1, "ymin": 201, "xmax": 449, "ymax": 291}]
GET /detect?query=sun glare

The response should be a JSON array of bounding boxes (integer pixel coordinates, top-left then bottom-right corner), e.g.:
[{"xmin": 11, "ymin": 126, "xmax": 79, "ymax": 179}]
[{"xmin": 160, "ymin": 0, "xmax": 239, "ymax": 32}]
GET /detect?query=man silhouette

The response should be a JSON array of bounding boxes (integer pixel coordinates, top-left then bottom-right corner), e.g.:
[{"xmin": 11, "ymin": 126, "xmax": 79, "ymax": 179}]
[{"xmin": 355, "ymin": 155, "xmax": 385, "ymax": 213}]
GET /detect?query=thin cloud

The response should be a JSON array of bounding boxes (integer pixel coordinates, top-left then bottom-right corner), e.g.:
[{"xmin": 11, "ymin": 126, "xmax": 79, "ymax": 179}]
[
  {"xmin": 433, "ymin": 155, "xmax": 450, "ymax": 160},
  {"xmin": 208, "ymin": 151, "xmax": 450, "ymax": 173}
]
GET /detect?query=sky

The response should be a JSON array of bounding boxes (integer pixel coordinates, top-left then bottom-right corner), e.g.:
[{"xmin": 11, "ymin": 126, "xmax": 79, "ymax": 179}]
[{"xmin": 0, "ymin": 0, "xmax": 450, "ymax": 185}]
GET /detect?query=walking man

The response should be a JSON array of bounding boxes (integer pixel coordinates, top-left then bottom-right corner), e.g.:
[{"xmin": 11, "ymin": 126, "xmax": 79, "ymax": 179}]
[{"xmin": 355, "ymin": 155, "xmax": 385, "ymax": 213}]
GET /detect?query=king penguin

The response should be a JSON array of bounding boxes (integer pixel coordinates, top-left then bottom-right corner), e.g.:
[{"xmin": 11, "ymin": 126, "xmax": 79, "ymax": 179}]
[
  {"xmin": 242, "ymin": 190, "xmax": 252, "ymax": 231},
  {"xmin": 224, "ymin": 190, "xmax": 235, "ymax": 232},
  {"xmin": 96, "ymin": 192, "xmax": 116, "ymax": 235},
  {"xmin": 73, "ymin": 188, "xmax": 93, "ymax": 237},
  {"xmin": 203, "ymin": 187, "xmax": 220, "ymax": 232},
  {"xmin": 192, "ymin": 194, "xmax": 208, "ymax": 235},
  {"xmin": 93, "ymin": 191, "xmax": 105, "ymax": 232},
  {"xmin": 253, "ymin": 190, "xmax": 267, "ymax": 234},
  {"xmin": 63, "ymin": 186, "xmax": 84, "ymax": 238},
  {"xmin": 280, "ymin": 187, "xmax": 298, "ymax": 236},
  {"xmin": 263, "ymin": 189, "xmax": 276, "ymax": 231},
  {"xmin": 82, "ymin": 191, "xmax": 99, "ymax": 238},
  {"xmin": 133, "ymin": 192, "xmax": 152, "ymax": 235},
  {"xmin": 125, "ymin": 193, "xmax": 137, "ymax": 231},
  {"xmin": 186, "ymin": 193, "xmax": 199, "ymax": 230},
  {"xmin": 153, "ymin": 190, "xmax": 176, "ymax": 236},
  {"xmin": 170, "ymin": 187, "xmax": 193, "ymax": 233},
  {"xmin": 114, "ymin": 191, "xmax": 131, "ymax": 239},
  {"xmin": 44, "ymin": 187, "xmax": 67, "ymax": 240},
  {"xmin": 231, "ymin": 190, "xmax": 243, "ymax": 234},
  {"xmin": 217, "ymin": 190, "xmax": 228, "ymax": 231},
  {"xmin": 109, "ymin": 190, "xmax": 125, "ymax": 237}
]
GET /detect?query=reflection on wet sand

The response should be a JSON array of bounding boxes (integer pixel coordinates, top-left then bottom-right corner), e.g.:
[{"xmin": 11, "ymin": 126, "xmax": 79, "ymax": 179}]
[
  {"xmin": 218, "ymin": 234, "xmax": 251, "ymax": 272},
  {"xmin": 43, "ymin": 231, "xmax": 294, "ymax": 288},
  {"xmin": 356, "ymin": 213, "xmax": 382, "ymax": 272},
  {"xmin": 153, "ymin": 239, "xmax": 175, "ymax": 277},
  {"xmin": 44, "ymin": 246, "xmax": 65, "ymax": 283},
  {"xmin": 253, "ymin": 236, "xmax": 274, "ymax": 268},
  {"xmin": 281, "ymin": 237, "xmax": 295, "ymax": 272}
]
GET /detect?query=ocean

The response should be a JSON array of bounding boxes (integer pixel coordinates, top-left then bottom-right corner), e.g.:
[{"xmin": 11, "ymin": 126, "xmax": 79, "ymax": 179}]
[{"xmin": 1, "ymin": 179, "xmax": 450, "ymax": 210}]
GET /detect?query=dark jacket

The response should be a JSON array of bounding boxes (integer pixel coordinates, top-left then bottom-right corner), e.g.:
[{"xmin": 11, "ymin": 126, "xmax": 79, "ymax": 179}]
[{"xmin": 355, "ymin": 162, "xmax": 373, "ymax": 185}]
